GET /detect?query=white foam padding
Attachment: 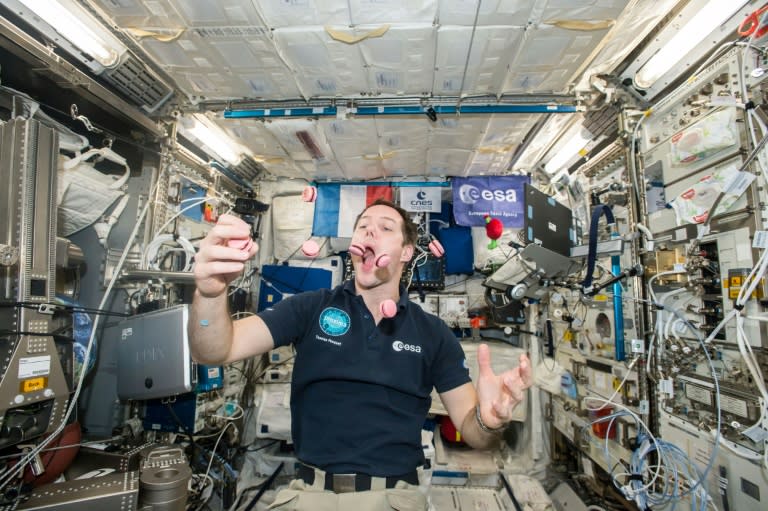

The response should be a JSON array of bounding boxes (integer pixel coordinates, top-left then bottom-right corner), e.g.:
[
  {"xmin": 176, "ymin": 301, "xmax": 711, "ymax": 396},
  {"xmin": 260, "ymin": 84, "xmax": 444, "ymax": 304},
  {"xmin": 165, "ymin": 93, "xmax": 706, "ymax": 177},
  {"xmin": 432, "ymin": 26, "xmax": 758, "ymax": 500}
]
[{"xmin": 271, "ymin": 194, "xmax": 329, "ymax": 261}]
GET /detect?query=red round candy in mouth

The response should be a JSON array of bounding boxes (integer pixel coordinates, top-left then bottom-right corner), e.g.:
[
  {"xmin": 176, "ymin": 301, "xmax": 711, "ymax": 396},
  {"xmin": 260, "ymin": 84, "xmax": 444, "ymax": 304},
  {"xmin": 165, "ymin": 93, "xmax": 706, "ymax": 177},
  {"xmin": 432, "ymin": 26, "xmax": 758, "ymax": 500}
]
[{"xmin": 349, "ymin": 244, "xmax": 390, "ymax": 267}]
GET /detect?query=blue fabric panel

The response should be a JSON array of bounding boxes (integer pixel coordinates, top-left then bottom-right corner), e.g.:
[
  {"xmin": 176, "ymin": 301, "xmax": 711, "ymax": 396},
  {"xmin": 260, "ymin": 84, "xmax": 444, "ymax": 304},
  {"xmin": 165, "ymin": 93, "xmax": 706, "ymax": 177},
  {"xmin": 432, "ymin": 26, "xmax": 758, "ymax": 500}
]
[{"xmin": 437, "ymin": 226, "xmax": 474, "ymax": 274}]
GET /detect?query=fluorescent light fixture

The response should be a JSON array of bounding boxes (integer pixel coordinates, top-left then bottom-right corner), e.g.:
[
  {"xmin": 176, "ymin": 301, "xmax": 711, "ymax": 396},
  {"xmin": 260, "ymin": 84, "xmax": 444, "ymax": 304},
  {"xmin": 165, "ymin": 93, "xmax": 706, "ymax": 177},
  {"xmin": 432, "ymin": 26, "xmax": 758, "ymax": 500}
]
[
  {"xmin": 185, "ymin": 115, "xmax": 248, "ymax": 166},
  {"xmin": 15, "ymin": 0, "xmax": 126, "ymax": 68},
  {"xmin": 634, "ymin": 0, "xmax": 748, "ymax": 88},
  {"xmin": 543, "ymin": 125, "xmax": 592, "ymax": 174}
]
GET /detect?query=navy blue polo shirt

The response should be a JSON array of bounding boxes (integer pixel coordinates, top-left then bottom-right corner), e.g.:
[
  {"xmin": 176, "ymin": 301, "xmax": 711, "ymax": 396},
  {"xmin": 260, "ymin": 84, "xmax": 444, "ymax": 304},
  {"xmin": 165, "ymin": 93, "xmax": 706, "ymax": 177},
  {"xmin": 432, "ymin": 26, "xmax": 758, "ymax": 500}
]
[{"xmin": 258, "ymin": 280, "xmax": 470, "ymax": 476}]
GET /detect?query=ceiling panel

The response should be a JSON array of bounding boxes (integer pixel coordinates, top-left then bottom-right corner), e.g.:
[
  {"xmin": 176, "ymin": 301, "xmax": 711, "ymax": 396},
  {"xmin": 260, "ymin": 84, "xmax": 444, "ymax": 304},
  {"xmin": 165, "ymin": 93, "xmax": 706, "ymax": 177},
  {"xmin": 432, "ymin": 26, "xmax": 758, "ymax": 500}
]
[
  {"xmin": 434, "ymin": 26, "xmax": 524, "ymax": 96},
  {"xmin": 81, "ymin": 0, "xmax": 645, "ymax": 179},
  {"xmin": 348, "ymin": 0, "xmax": 438, "ymax": 25},
  {"xmin": 468, "ymin": 113, "xmax": 542, "ymax": 174},
  {"xmin": 437, "ymin": 0, "xmax": 533, "ymax": 26},
  {"xmin": 359, "ymin": 24, "xmax": 436, "ymax": 96},
  {"xmin": 428, "ymin": 116, "xmax": 487, "ymax": 151},
  {"xmin": 534, "ymin": 0, "xmax": 629, "ymax": 22},
  {"xmin": 503, "ymin": 25, "xmax": 610, "ymax": 94},
  {"xmin": 273, "ymin": 27, "xmax": 368, "ymax": 98},
  {"xmin": 320, "ymin": 118, "xmax": 381, "ymax": 158},
  {"xmin": 427, "ymin": 147, "xmax": 474, "ymax": 176}
]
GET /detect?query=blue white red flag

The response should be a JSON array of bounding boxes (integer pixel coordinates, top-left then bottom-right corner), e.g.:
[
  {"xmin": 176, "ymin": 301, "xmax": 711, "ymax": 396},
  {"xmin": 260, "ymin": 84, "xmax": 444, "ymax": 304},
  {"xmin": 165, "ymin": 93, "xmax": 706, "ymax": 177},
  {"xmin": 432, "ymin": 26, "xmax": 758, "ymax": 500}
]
[{"xmin": 312, "ymin": 184, "xmax": 393, "ymax": 237}]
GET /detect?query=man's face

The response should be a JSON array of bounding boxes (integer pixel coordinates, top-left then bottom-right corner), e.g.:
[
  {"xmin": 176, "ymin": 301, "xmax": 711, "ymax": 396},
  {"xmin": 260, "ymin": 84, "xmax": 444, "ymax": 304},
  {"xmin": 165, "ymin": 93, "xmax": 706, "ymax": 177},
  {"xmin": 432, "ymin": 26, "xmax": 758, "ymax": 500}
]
[{"xmin": 351, "ymin": 204, "xmax": 414, "ymax": 287}]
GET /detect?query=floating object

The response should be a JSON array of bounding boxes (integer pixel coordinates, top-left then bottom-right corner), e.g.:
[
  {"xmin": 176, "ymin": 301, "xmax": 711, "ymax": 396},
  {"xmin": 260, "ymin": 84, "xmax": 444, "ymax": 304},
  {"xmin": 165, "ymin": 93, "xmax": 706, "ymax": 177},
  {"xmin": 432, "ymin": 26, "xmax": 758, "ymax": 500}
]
[
  {"xmin": 380, "ymin": 299, "xmax": 397, "ymax": 318},
  {"xmin": 302, "ymin": 186, "xmax": 317, "ymax": 202},
  {"xmin": 349, "ymin": 243, "xmax": 390, "ymax": 267},
  {"xmin": 301, "ymin": 239, "xmax": 320, "ymax": 258}
]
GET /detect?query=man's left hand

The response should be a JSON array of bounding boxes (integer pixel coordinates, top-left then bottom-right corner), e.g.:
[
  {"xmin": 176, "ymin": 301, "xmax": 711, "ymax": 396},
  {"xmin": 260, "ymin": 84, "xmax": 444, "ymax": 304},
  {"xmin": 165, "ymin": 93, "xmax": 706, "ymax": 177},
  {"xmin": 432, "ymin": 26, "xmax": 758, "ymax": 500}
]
[{"xmin": 476, "ymin": 344, "xmax": 533, "ymax": 429}]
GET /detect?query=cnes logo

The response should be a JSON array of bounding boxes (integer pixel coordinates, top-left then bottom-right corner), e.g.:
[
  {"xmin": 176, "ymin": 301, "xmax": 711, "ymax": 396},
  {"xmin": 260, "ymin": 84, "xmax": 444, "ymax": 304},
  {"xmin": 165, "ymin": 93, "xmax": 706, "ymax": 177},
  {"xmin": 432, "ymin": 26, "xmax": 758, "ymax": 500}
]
[
  {"xmin": 392, "ymin": 340, "xmax": 421, "ymax": 353},
  {"xmin": 458, "ymin": 184, "xmax": 518, "ymax": 205}
]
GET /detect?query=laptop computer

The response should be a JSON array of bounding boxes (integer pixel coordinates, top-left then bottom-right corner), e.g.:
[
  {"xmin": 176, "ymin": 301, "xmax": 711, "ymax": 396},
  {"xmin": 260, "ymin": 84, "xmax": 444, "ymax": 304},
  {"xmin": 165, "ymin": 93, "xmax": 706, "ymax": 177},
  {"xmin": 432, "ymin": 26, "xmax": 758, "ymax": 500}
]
[{"xmin": 110, "ymin": 305, "xmax": 196, "ymax": 400}]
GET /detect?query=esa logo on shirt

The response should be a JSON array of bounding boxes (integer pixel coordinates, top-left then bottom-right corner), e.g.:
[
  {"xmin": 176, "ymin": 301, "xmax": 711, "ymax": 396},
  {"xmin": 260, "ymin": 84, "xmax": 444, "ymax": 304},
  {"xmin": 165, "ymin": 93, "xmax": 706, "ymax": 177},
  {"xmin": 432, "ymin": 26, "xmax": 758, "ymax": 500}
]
[
  {"xmin": 319, "ymin": 307, "xmax": 350, "ymax": 336},
  {"xmin": 392, "ymin": 340, "xmax": 421, "ymax": 354}
]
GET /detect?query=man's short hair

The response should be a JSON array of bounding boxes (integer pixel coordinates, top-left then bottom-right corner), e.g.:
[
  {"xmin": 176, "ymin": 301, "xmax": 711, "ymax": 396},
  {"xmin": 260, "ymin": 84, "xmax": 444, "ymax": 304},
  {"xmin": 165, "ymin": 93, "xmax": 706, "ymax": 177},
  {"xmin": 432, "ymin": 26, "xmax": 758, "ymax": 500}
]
[{"xmin": 354, "ymin": 199, "xmax": 418, "ymax": 247}]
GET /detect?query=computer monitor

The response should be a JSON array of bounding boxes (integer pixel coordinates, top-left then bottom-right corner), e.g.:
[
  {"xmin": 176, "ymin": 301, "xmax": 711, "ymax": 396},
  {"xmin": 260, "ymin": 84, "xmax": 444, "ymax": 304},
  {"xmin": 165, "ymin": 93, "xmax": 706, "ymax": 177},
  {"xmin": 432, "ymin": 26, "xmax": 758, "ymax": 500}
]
[
  {"xmin": 408, "ymin": 254, "xmax": 445, "ymax": 291},
  {"xmin": 523, "ymin": 183, "xmax": 573, "ymax": 257}
]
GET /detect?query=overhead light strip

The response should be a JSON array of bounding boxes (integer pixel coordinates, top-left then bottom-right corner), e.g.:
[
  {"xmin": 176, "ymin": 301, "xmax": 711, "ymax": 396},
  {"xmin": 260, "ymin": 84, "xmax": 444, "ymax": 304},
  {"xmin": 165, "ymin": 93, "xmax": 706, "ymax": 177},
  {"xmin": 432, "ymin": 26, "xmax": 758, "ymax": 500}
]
[
  {"xmin": 634, "ymin": 0, "xmax": 749, "ymax": 88},
  {"xmin": 14, "ymin": 0, "xmax": 126, "ymax": 68},
  {"xmin": 225, "ymin": 104, "xmax": 577, "ymax": 119}
]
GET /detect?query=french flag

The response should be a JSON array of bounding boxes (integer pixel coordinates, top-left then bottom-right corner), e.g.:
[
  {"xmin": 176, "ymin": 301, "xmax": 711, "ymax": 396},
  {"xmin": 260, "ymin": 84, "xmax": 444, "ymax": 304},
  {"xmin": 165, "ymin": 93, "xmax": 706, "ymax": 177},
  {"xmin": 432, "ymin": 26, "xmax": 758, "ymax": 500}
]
[{"xmin": 312, "ymin": 184, "xmax": 393, "ymax": 237}]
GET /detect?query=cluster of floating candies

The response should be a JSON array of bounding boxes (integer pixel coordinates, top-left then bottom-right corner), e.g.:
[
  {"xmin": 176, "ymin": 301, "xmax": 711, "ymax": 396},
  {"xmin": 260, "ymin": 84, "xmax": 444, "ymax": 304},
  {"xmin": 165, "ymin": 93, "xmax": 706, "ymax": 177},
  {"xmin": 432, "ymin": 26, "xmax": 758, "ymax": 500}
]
[{"xmin": 295, "ymin": 186, "xmax": 446, "ymax": 318}]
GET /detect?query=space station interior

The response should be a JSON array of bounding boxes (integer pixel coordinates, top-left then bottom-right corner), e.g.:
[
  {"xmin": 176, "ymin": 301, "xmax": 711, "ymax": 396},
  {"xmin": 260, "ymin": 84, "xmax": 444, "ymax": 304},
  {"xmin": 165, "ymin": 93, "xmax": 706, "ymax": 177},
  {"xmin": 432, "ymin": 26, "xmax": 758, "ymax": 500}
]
[{"xmin": 1, "ymin": 0, "xmax": 768, "ymax": 510}]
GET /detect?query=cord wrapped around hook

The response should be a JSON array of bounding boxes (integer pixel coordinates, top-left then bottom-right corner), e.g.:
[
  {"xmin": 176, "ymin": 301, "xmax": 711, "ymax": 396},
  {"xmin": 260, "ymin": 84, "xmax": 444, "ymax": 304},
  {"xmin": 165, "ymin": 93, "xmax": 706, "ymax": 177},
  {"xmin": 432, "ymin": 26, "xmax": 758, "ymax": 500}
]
[{"xmin": 70, "ymin": 104, "xmax": 103, "ymax": 134}]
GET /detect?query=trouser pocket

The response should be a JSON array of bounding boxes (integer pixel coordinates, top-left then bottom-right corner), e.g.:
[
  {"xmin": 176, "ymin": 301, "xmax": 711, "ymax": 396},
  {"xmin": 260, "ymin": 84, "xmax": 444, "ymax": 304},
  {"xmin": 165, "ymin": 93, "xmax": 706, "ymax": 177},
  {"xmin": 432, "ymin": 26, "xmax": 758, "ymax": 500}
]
[{"xmin": 385, "ymin": 488, "xmax": 428, "ymax": 511}]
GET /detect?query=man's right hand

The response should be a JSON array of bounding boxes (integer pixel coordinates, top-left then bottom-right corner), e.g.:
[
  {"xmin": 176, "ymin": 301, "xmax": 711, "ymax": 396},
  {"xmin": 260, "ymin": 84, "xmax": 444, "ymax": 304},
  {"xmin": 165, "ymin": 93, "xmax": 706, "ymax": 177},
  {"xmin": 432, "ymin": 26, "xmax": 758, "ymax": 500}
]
[{"xmin": 193, "ymin": 214, "xmax": 259, "ymax": 298}]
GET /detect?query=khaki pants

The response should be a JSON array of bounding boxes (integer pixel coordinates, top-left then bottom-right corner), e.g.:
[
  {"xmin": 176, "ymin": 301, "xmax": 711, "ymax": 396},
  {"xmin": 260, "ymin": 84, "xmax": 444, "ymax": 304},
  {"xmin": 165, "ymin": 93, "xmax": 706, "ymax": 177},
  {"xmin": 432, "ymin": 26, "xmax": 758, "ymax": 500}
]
[{"xmin": 267, "ymin": 467, "xmax": 427, "ymax": 511}]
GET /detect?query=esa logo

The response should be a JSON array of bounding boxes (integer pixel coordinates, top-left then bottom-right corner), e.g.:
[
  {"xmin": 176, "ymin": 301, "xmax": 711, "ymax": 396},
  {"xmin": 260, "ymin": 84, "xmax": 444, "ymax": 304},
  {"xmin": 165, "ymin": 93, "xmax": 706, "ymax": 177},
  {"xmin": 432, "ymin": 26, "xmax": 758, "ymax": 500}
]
[
  {"xmin": 458, "ymin": 184, "xmax": 518, "ymax": 205},
  {"xmin": 392, "ymin": 340, "xmax": 422, "ymax": 353}
]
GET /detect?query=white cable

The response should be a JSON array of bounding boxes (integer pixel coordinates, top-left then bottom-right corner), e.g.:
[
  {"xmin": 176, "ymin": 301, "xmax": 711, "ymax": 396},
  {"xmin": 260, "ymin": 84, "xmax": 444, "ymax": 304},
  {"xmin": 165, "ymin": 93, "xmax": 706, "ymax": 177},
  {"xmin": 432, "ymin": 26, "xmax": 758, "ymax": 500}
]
[
  {"xmin": 648, "ymin": 270, "xmax": 687, "ymax": 304},
  {"xmin": 212, "ymin": 402, "xmax": 245, "ymax": 422},
  {"xmin": 635, "ymin": 222, "xmax": 653, "ymax": 252},
  {"xmin": 154, "ymin": 196, "xmax": 220, "ymax": 237},
  {"xmin": 582, "ymin": 396, "xmax": 664, "ymax": 495},
  {"xmin": 141, "ymin": 233, "xmax": 196, "ymax": 271},
  {"xmin": 0, "ymin": 169, "xmax": 164, "ymax": 490},
  {"xmin": 583, "ymin": 357, "xmax": 639, "ymax": 411},
  {"xmin": 202, "ymin": 422, "xmax": 236, "ymax": 485}
]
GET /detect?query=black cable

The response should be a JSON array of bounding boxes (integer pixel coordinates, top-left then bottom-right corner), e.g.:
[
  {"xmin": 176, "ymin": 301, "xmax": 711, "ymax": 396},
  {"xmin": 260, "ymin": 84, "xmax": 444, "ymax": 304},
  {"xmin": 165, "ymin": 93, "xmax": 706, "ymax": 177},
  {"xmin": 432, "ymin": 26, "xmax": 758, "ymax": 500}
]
[
  {"xmin": 244, "ymin": 462, "xmax": 284, "ymax": 511},
  {"xmin": 0, "ymin": 301, "xmax": 130, "ymax": 317},
  {"xmin": 243, "ymin": 439, "xmax": 279, "ymax": 453},
  {"xmin": 164, "ymin": 402, "xmax": 199, "ymax": 462},
  {"xmin": 499, "ymin": 472, "xmax": 524, "ymax": 511},
  {"xmin": 581, "ymin": 204, "xmax": 615, "ymax": 290},
  {"xmin": 0, "ymin": 331, "xmax": 76, "ymax": 344}
]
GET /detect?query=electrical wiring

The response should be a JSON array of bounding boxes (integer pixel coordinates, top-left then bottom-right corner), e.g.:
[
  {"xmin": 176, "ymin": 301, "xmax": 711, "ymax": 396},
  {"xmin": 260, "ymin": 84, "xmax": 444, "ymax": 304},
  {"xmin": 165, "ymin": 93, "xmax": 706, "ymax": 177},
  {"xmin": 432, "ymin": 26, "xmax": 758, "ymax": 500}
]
[
  {"xmin": 0, "ymin": 170, "xmax": 165, "ymax": 491},
  {"xmin": 662, "ymin": 307, "xmax": 721, "ymax": 501},
  {"xmin": 212, "ymin": 402, "xmax": 245, "ymax": 422},
  {"xmin": 153, "ymin": 196, "xmax": 221, "ymax": 238},
  {"xmin": 202, "ymin": 421, "xmax": 236, "ymax": 489},
  {"xmin": 405, "ymin": 245, "xmax": 430, "ymax": 290},
  {"xmin": 620, "ymin": 33, "xmax": 768, "ymax": 507},
  {"xmin": 583, "ymin": 357, "xmax": 640, "ymax": 412},
  {"xmin": 649, "ymin": 286, "xmax": 688, "ymax": 379},
  {"xmin": 141, "ymin": 233, "xmax": 196, "ymax": 271},
  {"xmin": 580, "ymin": 398, "xmax": 664, "ymax": 498},
  {"xmin": 628, "ymin": 436, "xmax": 712, "ymax": 511},
  {"xmin": 0, "ymin": 301, "xmax": 129, "ymax": 317},
  {"xmin": 739, "ymin": 25, "xmax": 768, "ymax": 181},
  {"xmin": 187, "ymin": 473, "xmax": 214, "ymax": 509},
  {"xmin": 603, "ymin": 289, "xmax": 724, "ymax": 509},
  {"xmin": 0, "ymin": 436, "xmax": 123, "ymax": 461}
]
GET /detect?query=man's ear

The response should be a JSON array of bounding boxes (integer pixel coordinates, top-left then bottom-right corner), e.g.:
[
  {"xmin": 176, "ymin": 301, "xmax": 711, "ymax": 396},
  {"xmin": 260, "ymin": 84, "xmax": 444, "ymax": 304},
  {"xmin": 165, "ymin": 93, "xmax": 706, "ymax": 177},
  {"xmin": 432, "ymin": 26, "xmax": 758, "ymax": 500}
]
[{"xmin": 400, "ymin": 244, "xmax": 415, "ymax": 262}]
